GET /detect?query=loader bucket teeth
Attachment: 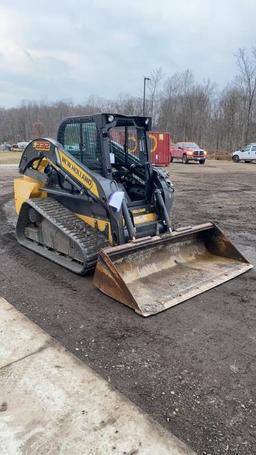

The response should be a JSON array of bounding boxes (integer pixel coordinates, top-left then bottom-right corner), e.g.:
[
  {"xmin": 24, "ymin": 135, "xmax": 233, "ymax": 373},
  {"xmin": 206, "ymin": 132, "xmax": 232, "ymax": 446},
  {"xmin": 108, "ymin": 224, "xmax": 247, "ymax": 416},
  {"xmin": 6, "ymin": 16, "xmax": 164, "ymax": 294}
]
[{"xmin": 93, "ymin": 223, "xmax": 253, "ymax": 317}]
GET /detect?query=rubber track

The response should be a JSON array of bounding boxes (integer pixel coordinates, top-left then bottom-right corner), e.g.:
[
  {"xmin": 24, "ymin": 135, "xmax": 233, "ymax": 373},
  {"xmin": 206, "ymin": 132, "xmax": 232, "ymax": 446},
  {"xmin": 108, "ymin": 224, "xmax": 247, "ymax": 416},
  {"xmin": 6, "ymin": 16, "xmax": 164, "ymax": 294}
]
[{"xmin": 22, "ymin": 198, "xmax": 109, "ymax": 273}]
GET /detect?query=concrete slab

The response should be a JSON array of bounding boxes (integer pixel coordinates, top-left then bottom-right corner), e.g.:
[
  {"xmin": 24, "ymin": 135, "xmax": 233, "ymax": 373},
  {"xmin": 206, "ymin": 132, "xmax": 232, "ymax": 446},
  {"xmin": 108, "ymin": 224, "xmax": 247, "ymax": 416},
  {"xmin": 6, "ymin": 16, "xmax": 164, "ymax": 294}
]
[
  {"xmin": 0, "ymin": 298, "xmax": 195, "ymax": 455},
  {"xmin": 0, "ymin": 299, "xmax": 49, "ymax": 368}
]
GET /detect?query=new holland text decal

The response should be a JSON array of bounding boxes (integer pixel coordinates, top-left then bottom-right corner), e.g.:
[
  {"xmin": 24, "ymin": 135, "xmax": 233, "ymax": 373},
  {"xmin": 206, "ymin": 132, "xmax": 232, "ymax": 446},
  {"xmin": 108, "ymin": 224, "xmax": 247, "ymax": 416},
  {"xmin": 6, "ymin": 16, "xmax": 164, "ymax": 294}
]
[{"xmin": 58, "ymin": 151, "xmax": 99, "ymax": 197}]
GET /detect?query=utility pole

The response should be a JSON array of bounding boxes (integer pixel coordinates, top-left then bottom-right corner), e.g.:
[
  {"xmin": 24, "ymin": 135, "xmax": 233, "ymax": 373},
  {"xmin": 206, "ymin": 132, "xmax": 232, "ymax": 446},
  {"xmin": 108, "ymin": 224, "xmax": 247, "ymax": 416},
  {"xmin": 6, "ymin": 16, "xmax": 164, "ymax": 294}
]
[{"xmin": 143, "ymin": 76, "xmax": 151, "ymax": 116}]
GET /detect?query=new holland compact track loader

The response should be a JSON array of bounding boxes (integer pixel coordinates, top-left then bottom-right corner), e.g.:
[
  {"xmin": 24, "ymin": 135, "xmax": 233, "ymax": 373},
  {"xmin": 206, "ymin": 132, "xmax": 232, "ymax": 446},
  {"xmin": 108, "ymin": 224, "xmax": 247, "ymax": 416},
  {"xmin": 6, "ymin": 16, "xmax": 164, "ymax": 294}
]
[{"xmin": 14, "ymin": 113, "xmax": 252, "ymax": 316}]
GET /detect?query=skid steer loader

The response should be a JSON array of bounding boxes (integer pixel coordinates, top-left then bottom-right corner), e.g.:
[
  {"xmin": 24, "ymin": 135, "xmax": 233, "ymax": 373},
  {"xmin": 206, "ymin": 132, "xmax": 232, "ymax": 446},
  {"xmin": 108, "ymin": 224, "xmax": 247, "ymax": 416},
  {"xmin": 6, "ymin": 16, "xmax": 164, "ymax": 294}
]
[{"xmin": 14, "ymin": 113, "xmax": 252, "ymax": 316}]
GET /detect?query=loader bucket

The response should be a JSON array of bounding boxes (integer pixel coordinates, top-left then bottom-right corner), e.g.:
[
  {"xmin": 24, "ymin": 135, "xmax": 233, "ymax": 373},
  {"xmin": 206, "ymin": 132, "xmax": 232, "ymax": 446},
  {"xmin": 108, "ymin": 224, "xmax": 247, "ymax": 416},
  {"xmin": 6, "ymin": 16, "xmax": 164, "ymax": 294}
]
[{"xmin": 93, "ymin": 223, "xmax": 253, "ymax": 317}]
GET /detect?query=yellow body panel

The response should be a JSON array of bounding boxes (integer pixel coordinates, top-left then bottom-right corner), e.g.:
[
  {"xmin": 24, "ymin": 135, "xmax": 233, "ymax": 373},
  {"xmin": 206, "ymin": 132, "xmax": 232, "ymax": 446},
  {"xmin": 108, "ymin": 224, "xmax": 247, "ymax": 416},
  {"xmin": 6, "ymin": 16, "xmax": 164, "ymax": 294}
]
[
  {"xmin": 133, "ymin": 212, "xmax": 157, "ymax": 225},
  {"xmin": 58, "ymin": 151, "xmax": 99, "ymax": 197},
  {"xmin": 14, "ymin": 177, "xmax": 47, "ymax": 214},
  {"xmin": 131, "ymin": 207, "xmax": 146, "ymax": 214},
  {"xmin": 77, "ymin": 214, "xmax": 112, "ymax": 244},
  {"xmin": 77, "ymin": 212, "xmax": 156, "ymax": 244},
  {"xmin": 77, "ymin": 211, "xmax": 157, "ymax": 245}
]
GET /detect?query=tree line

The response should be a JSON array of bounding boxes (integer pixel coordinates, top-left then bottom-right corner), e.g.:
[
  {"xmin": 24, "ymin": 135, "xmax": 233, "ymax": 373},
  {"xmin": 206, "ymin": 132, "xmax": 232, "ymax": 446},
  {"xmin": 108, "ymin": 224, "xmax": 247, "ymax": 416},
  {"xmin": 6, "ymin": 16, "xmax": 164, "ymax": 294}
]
[{"xmin": 1, "ymin": 47, "xmax": 256, "ymax": 153}]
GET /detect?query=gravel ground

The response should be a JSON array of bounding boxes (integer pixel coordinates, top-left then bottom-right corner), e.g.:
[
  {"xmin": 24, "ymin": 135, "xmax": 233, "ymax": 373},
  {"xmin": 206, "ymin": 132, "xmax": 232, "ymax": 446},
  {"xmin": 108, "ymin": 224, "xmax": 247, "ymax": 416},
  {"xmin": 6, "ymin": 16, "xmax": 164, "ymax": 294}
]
[
  {"xmin": 0, "ymin": 151, "xmax": 22, "ymax": 165},
  {"xmin": 0, "ymin": 161, "xmax": 255, "ymax": 455}
]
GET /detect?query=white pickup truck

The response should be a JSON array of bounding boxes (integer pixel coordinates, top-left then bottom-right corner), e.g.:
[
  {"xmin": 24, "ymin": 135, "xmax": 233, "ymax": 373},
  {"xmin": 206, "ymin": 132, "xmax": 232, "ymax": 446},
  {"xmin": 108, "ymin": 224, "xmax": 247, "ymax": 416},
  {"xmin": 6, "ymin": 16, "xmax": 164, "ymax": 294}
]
[{"xmin": 232, "ymin": 143, "xmax": 256, "ymax": 162}]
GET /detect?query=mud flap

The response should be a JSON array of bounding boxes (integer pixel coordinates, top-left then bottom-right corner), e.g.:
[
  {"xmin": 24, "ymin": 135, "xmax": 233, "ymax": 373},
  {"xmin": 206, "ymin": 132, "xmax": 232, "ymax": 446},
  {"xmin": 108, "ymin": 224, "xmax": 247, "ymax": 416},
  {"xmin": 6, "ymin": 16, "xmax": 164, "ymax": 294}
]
[{"xmin": 93, "ymin": 223, "xmax": 253, "ymax": 317}]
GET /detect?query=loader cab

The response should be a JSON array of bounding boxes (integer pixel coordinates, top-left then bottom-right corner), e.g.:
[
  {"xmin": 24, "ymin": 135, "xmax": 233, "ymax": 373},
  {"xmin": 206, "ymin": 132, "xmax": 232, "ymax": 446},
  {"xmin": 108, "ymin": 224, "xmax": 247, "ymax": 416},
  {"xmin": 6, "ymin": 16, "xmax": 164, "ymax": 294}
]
[{"xmin": 57, "ymin": 113, "xmax": 153, "ymax": 204}]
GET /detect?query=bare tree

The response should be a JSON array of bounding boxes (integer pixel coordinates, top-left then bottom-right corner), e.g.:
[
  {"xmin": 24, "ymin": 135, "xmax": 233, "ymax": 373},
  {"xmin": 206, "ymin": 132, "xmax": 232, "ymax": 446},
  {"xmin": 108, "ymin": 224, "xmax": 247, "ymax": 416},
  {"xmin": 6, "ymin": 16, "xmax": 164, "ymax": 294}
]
[
  {"xmin": 236, "ymin": 48, "xmax": 256, "ymax": 144},
  {"xmin": 148, "ymin": 67, "xmax": 163, "ymax": 127},
  {"xmin": 32, "ymin": 120, "xmax": 45, "ymax": 138},
  {"xmin": 1, "ymin": 52, "xmax": 256, "ymax": 153}
]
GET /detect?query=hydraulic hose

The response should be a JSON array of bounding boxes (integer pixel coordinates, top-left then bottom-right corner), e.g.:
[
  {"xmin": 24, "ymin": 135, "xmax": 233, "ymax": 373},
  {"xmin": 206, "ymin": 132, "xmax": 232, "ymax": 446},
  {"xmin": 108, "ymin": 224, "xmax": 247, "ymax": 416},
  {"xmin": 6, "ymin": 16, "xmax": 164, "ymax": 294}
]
[
  {"xmin": 122, "ymin": 200, "xmax": 136, "ymax": 240},
  {"xmin": 155, "ymin": 189, "xmax": 172, "ymax": 232}
]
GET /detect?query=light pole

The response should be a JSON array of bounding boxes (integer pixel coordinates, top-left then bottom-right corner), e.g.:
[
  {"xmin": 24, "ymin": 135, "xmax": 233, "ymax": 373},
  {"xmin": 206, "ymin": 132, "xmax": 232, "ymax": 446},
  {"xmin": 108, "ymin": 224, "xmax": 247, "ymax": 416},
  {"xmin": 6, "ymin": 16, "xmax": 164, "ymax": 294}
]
[{"xmin": 143, "ymin": 76, "xmax": 151, "ymax": 116}]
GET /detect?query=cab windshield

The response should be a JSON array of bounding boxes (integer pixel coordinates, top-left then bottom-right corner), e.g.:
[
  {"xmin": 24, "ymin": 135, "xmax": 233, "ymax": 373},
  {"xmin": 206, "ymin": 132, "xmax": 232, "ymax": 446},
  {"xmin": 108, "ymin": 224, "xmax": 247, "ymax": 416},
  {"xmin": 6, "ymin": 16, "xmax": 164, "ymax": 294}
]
[
  {"xmin": 108, "ymin": 125, "xmax": 149, "ymax": 202},
  {"xmin": 109, "ymin": 126, "xmax": 148, "ymax": 166},
  {"xmin": 185, "ymin": 143, "xmax": 199, "ymax": 148}
]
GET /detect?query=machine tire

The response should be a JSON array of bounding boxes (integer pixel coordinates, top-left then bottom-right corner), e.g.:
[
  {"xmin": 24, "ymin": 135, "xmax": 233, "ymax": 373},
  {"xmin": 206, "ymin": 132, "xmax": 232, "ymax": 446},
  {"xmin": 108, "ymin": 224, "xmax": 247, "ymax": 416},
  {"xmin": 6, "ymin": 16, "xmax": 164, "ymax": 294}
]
[
  {"xmin": 199, "ymin": 159, "xmax": 205, "ymax": 165},
  {"xmin": 232, "ymin": 154, "xmax": 240, "ymax": 163},
  {"xmin": 182, "ymin": 154, "xmax": 188, "ymax": 164},
  {"xmin": 170, "ymin": 155, "xmax": 173, "ymax": 163}
]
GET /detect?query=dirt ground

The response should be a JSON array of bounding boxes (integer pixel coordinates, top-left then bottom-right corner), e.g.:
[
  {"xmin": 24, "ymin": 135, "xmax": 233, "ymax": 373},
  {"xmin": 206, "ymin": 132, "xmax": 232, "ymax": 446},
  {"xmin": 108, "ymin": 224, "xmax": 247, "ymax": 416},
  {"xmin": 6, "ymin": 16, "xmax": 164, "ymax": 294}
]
[
  {"xmin": 0, "ymin": 161, "xmax": 255, "ymax": 455},
  {"xmin": 0, "ymin": 151, "xmax": 22, "ymax": 164}
]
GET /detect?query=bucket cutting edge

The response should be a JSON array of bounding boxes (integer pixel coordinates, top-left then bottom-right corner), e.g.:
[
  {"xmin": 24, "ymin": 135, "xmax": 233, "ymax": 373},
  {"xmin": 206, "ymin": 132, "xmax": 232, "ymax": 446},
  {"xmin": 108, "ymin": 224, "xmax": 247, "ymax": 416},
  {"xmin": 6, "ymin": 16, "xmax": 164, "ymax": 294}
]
[{"xmin": 93, "ymin": 223, "xmax": 253, "ymax": 317}]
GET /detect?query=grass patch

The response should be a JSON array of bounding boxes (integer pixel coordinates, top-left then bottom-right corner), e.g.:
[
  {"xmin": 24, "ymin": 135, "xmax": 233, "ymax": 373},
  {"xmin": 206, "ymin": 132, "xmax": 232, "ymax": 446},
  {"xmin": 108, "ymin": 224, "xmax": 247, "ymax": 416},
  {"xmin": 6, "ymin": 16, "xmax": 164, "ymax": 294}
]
[{"xmin": 0, "ymin": 151, "xmax": 22, "ymax": 165}]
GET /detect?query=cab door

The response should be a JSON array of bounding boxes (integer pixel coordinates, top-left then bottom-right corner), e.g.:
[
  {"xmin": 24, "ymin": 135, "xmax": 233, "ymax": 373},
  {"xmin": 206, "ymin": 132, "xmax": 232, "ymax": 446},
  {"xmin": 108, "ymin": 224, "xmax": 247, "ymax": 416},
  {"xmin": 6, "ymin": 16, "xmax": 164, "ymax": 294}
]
[
  {"xmin": 240, "ymin": 144, "xmax": 251, "ymax": 160},
  {"xmin": 175, "ymin": 143, "xmax": 183, "ymax": 160},
  {"xmin": 251, "ymin": 144, "xmax": 256, "ymax": 160}
]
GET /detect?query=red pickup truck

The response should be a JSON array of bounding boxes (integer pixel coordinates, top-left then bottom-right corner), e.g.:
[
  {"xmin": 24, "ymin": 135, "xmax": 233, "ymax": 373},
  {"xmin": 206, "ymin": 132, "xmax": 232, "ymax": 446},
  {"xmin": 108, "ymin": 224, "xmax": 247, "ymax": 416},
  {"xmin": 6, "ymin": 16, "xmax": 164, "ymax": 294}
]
[{"xmin": 170, "ymin": 142, "xmax": 207, "ymax": 164}]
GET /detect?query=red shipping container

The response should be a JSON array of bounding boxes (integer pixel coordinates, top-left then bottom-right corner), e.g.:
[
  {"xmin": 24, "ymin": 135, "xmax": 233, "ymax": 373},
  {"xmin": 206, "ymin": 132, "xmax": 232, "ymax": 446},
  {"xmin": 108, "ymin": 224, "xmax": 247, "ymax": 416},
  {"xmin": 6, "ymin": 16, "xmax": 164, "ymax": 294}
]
[{"xmin": 148, "ymin": 132, "xmax": 171, "ymax": 166}]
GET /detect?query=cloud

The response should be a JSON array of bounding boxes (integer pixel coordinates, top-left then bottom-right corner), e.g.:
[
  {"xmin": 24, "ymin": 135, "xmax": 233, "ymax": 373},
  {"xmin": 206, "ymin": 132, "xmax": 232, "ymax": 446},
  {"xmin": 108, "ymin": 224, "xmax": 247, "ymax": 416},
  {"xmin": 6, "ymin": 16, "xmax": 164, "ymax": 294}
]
[{"xmin": 0, "ymin": 0, "xmax": 256, "ymax": 106}]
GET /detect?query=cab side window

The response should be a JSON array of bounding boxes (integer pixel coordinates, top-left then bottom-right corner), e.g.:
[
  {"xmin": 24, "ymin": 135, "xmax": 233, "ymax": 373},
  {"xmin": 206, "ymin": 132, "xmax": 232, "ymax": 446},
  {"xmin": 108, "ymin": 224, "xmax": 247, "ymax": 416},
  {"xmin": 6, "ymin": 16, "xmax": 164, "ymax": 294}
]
[
  {"xmin": 251, "ymin": 145, "xmax": 256, "ymax": 151},
  {"xmin": 62, "ymin": 121, "xmax": 102, "ymax": 173},
  {"xmin": 81, "ymin": 122, "xmax": 102, "ymax": 172},
  {"xmin": 63, "ymin": 123, "xmax": 81, "ymax": 158}
]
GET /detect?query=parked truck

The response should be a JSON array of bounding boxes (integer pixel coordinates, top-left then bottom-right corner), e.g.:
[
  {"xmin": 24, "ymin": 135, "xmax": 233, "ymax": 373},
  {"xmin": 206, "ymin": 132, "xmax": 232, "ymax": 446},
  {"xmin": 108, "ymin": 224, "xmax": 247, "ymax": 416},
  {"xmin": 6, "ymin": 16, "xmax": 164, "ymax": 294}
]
[
  {"xmin": 171, "ymin": 142, "xmax": 207, "ymax": 164},
  {"xmin": 232, "ymin": 143, "xmax": 256, "ymax": 162}
]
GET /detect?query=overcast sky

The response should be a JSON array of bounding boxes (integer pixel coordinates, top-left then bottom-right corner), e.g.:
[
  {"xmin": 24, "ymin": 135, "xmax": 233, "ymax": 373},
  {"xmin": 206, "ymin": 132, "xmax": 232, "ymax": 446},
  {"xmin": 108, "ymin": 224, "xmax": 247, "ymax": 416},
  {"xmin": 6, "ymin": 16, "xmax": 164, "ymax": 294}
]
[{"xmin": 0, "ymin": 0, "xmax": 255, "ymax": 107}]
